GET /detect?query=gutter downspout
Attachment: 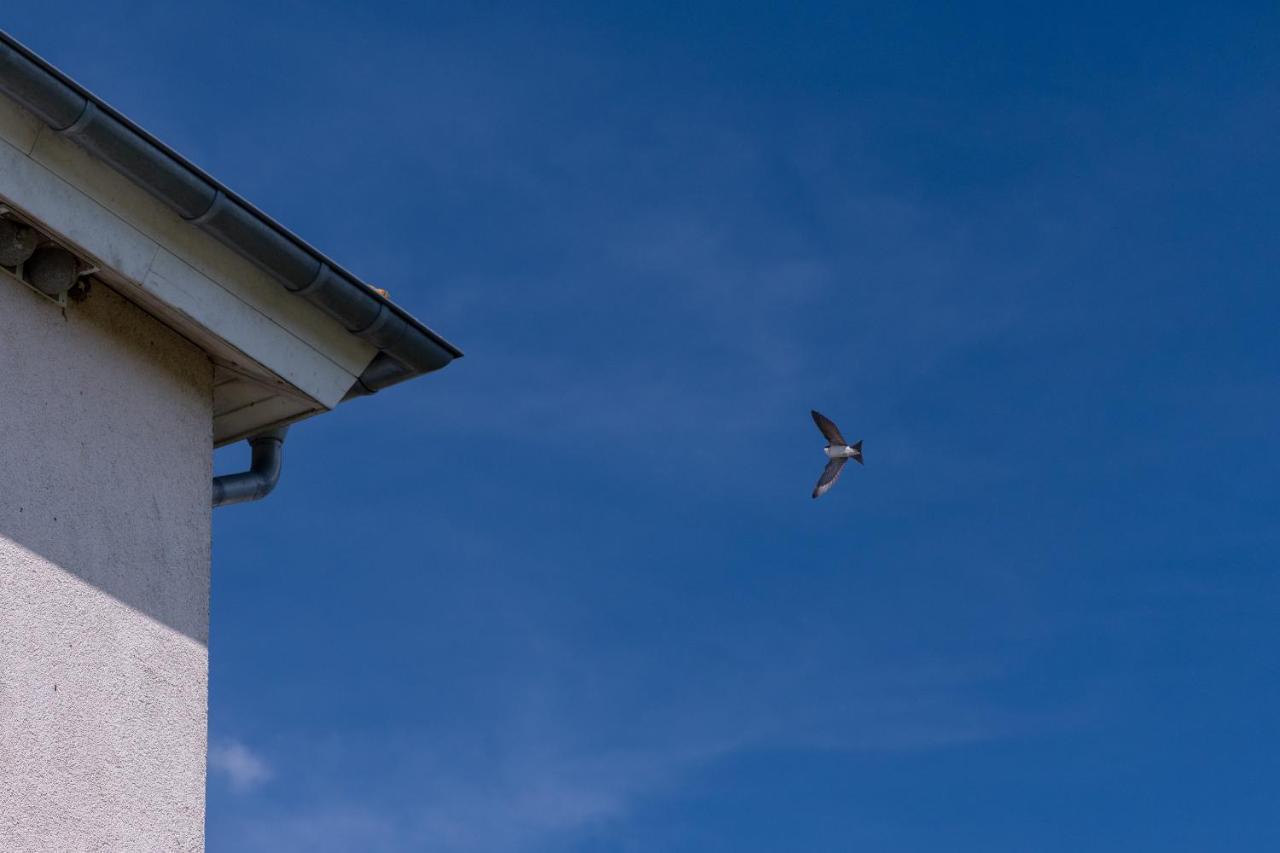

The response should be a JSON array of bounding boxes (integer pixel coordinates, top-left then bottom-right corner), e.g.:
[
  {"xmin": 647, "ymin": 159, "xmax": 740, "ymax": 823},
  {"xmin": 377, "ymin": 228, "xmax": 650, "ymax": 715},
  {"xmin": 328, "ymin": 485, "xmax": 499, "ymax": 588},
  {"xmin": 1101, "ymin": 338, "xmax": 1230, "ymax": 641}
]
[{"xmin": 212, "ymin": 427, "xmax": 288, "ymax": 508}]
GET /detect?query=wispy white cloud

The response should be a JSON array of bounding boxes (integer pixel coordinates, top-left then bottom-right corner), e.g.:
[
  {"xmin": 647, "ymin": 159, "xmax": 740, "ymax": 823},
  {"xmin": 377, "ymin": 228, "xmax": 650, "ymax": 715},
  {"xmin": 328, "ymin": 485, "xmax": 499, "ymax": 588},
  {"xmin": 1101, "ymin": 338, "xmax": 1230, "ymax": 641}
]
[
  {"xmin": 214, "ymin": 740, "xmax": 712, "ymax": 853},
  {"xmin": 209, "ymin": 739, "xmax": 273, "ymax": 794},
  {"xmin": 210, "ymin": 646, "xmax": 1067, "ymax": 853},
  {"xmin": 226, "ymin": 808, "xmax": 401, "ymax": 853}
]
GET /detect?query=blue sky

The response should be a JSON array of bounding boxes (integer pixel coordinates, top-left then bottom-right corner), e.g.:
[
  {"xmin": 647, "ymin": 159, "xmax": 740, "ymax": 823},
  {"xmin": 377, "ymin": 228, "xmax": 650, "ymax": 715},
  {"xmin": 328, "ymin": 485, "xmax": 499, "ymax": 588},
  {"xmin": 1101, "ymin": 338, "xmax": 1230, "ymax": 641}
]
[{"xmin": 15, "ymin": 2, "xmax": 1280, "ymax": 850}]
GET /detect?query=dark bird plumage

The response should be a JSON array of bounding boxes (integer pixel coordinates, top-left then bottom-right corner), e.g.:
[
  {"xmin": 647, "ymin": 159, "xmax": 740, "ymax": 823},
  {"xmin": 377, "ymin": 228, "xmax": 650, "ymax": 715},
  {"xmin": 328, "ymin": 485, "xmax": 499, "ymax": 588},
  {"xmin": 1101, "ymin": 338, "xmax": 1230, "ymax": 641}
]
[
  {"xmin": 813, "ymin": 457, "xmax": 847, "ymax": 498},
  {"xmin": 810, "ymin": 410, "xmax": 862, "ymax": 499},
  {"xmin": 811, "ymin": 410, "xmax": 846, "ymax": 446}
]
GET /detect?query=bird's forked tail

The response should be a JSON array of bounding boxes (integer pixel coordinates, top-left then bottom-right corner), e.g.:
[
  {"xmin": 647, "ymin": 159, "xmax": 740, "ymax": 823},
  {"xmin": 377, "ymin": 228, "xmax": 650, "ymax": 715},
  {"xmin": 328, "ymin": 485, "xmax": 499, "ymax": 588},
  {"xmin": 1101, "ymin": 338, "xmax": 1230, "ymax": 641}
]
[{"xmin": 852, "ymin": 440, "xmax": 863, "ymax": 464}]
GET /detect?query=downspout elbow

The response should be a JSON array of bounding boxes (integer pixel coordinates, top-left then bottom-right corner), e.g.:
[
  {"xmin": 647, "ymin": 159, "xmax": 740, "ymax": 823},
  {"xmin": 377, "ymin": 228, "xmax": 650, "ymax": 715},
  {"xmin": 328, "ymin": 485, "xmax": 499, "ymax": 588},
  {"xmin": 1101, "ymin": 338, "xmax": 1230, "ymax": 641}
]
[{"xmin": 212, "ymin": 427, "xmax": 288, "ymax": 508}]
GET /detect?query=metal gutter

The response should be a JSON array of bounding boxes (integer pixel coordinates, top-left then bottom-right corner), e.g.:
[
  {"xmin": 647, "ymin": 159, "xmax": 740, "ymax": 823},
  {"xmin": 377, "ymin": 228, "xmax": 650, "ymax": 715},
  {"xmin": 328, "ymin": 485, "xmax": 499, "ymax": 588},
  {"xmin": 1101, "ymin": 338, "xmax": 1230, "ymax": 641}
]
[{"xmin": 0, "ymin": 30, "xmax": 462, "ymax": 401}]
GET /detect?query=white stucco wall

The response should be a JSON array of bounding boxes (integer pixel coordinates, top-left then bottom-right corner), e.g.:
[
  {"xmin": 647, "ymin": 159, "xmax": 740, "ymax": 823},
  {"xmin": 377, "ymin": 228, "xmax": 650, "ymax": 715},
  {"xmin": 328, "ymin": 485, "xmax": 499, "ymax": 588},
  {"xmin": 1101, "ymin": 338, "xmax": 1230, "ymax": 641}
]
[{"xmin": 0, "ymin": 274, "xmax": 212, "ymax": 851}]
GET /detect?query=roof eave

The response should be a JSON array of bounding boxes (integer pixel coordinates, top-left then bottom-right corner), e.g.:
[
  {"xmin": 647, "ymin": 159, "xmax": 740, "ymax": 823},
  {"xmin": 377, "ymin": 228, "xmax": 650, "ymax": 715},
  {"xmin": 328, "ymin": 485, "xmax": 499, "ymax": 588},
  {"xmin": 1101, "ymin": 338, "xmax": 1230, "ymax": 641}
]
[{"xmin": 0, "ymin": 30, "xmax": 461, "ymax": 399}]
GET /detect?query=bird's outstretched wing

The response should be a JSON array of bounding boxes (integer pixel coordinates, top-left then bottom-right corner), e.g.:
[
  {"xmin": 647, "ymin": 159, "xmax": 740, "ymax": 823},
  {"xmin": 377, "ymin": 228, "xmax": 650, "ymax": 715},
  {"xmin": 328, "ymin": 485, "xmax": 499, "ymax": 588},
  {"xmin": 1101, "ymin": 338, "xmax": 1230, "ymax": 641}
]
[
  {"xmin": 811, "ymin": 410, "xmax": 847, "ymax": 445},
  {"xmin": 812, "ymin": 457, "xmax": 847, "ymax": 499}
]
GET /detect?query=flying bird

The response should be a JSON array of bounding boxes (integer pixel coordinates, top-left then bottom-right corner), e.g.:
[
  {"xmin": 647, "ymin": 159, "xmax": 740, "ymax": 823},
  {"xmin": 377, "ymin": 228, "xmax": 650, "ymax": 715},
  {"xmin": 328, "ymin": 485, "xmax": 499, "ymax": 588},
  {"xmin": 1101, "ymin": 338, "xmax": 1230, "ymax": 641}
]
[{"xmin": 811, "ymin": 410, "xmax": 862, "ymax": 499}]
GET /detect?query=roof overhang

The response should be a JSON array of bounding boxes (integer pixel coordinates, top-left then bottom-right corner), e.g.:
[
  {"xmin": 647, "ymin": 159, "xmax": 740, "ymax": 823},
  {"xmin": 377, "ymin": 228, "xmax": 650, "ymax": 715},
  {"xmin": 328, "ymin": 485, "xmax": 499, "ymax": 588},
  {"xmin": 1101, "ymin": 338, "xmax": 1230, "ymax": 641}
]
[{"xmin": 0, "ymin": 31, "xmax": 460, "ymax": 445}]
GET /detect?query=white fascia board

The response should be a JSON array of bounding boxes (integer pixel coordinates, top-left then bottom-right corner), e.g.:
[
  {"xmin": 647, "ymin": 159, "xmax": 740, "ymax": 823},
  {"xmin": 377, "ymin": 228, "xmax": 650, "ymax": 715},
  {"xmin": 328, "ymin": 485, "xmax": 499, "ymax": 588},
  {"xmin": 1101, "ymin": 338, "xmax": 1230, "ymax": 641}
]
[{"xmin": 0, "ymin": 95, "xmax": 376, "ymax": 409}]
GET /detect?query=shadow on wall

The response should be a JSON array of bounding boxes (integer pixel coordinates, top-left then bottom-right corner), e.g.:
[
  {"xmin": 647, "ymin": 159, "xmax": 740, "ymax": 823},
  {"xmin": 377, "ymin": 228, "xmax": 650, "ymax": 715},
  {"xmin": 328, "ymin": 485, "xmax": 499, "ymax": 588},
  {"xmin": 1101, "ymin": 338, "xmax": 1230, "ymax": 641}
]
[{"xmin": 0, "ymin": 273, "xmax": 213, "ymax": 645}]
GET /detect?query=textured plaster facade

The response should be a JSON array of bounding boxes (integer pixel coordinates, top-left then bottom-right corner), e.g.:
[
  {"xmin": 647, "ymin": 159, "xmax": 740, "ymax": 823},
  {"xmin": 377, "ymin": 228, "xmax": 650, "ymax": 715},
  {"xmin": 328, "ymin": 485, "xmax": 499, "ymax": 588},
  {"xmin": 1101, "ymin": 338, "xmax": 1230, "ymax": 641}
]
[{"xmin": 0, "ymin": 275, "xmax": 212, "ymax": 851}]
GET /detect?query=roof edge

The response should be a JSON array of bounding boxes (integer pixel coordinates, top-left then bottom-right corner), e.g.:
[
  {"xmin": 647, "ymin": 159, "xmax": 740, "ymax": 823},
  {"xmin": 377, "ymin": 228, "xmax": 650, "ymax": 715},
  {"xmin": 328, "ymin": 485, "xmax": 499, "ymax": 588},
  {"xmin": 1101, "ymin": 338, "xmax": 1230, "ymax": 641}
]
[{"xmin": 0, "ymin": 30, "xmax": 461, "ymax": 396}]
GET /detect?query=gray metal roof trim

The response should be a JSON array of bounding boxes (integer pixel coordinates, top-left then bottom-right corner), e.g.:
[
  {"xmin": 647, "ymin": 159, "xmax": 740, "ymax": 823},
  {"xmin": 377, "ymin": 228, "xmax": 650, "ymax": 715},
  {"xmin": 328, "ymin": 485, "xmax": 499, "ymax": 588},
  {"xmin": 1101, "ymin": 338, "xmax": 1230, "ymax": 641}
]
[{"xmin": 0, "ymin": 30, "xmax": 463, "ymax": 370}]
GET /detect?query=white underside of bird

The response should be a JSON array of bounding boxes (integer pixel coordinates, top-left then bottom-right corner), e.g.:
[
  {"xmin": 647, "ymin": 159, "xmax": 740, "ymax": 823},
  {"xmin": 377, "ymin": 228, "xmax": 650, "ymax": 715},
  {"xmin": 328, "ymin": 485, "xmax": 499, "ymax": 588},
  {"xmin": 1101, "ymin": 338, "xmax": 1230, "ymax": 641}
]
[{"xmin": 811, "ymin": 410, "xmax": 862, "ymax": 499}]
